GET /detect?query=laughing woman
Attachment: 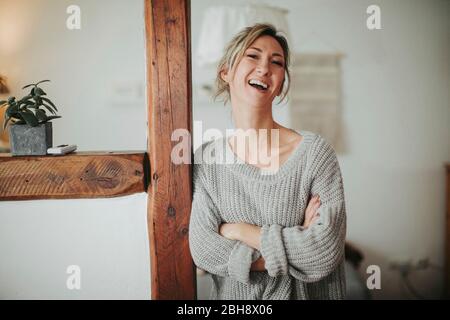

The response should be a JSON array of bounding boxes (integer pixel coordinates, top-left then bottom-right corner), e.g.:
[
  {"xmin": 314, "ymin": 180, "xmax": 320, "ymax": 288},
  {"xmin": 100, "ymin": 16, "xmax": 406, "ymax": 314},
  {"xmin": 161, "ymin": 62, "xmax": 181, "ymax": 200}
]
[{"xmin": 189, "ymin": 24, "xmax": 347, "ymax": 300}]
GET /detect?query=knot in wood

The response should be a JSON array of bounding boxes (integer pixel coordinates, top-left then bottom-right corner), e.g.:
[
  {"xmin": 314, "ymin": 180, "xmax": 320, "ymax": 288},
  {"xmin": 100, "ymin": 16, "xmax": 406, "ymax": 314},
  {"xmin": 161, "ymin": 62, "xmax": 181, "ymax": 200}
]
[{"xmin": 168, "ymin": 206, "xmax": 176, "ymax": 217}]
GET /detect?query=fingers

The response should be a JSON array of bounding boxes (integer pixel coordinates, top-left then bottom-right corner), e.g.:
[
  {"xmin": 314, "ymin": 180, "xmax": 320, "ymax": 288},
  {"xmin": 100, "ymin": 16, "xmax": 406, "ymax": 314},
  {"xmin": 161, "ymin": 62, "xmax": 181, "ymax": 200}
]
[
  {"xmin": 313, "ymin": 196, "xmax": 321, "ymax": 210},
  {"xmin": 303, "ymin": 195, "xmax": 321, "ymax": 228},
  {"xmin": 313, "ymin": 194, "xmax": 321, "ymax": 205},
  {"xmin": 307, "ymin": 215, "xmax": 319, "ymax": 228},
  {"xmin": 307, "ymin": 195, "xmax": 319, "ymax": 208},
  {"xmin": 304, "ymin": 211, "xmax": 320, "ymax": 229},
  {"xmin": 308, "ymin": 195, "xmax": 321, "ymax": 211},
  {"xmin": 307, "ymin": 209, "xmax": 320, "ymax": 223},
  {"xmin": 307, "ymin": 195, "xmax": 321, "ymax": 216}
]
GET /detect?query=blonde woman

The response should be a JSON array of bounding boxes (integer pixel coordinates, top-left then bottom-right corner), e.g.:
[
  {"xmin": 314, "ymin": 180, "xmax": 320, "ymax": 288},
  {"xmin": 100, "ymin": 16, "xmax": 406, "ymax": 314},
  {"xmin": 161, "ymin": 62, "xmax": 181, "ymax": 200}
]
[{"xmin": 189, "ymin": 24, "xmax": 347, "ymax": 299}]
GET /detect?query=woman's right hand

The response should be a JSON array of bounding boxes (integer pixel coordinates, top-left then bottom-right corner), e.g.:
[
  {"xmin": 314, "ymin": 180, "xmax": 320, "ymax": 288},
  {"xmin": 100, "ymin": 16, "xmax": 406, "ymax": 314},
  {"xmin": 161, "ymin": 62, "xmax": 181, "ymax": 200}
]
[{"xmin": 302, "ymin": 195, "xmax": 321, "ymax": 229}]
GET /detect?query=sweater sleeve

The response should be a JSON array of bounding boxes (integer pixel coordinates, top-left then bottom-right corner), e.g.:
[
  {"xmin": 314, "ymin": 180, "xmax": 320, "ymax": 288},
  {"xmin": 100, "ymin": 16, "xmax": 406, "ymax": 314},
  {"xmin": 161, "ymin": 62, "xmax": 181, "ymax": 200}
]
[
  {"xmin": 188, "ymin": 162, "xmax": 261, "ymax": 284},
  {"xmin": 259, "ymin": 136, "xmax": 347, "ymax": 282}
]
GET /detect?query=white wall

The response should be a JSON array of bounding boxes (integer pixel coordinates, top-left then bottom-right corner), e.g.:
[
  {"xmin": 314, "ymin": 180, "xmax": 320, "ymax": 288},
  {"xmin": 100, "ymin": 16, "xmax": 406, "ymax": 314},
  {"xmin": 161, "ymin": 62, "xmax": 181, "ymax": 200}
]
[
  {"xmin": 0, "ymin": 0, "xmax": 150, "ymax": 299},
  {"xmin": 192, "ymin": 0, "xmax": 450, "ymax": 299},
  {"xmin": 0, "ymin": 0, "xmax": 147, "ymax": 151},
  {"xmin": 0, "ymin": 195, "xmax": 150, "ymax": 299}
]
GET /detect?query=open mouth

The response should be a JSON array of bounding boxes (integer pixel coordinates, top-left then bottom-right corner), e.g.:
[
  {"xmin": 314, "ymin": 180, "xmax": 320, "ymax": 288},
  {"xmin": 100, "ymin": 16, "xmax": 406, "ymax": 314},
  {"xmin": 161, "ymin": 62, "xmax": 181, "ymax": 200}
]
[{"xmin": 248, "ymin": 79, "xmax": 269, "ymax": 92}]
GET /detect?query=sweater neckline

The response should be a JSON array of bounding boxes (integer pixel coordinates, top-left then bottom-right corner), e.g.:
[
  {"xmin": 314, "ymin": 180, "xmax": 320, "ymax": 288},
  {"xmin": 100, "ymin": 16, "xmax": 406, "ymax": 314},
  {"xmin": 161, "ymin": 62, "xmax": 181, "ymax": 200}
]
[{"xmin": 220, "ymin": 129, "xmax": 315, "ymax": 182}]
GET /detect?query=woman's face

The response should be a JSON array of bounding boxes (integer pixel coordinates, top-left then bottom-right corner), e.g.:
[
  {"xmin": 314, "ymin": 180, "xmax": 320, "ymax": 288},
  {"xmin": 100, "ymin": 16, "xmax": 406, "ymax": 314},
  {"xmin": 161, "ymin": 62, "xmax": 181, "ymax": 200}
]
[{"xmin": 222, "ymin": 35, "xmax": 286, "ymax": 108}]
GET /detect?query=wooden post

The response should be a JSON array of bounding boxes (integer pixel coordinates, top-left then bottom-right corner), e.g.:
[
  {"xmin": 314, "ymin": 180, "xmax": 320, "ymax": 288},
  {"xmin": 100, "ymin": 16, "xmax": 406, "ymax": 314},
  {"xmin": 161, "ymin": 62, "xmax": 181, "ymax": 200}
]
[{"xmin": 145, "ymin": 0, "xmax": 195, "ymax": 299}]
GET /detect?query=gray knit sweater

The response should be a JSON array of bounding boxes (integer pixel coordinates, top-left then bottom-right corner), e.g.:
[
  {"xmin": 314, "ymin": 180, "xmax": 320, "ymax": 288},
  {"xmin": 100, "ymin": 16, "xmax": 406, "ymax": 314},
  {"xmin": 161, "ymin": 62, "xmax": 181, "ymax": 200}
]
[{"xmin": 189, "ymin": 130, "xmax": 347, "ymax": 300}]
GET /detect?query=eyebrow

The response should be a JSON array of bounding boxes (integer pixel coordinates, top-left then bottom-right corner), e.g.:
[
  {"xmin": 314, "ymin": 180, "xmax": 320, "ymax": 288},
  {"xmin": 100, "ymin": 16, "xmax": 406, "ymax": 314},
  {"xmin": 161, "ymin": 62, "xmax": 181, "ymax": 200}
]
[{"xmin": 248, "ymin": 47, "xmax": 284, "ymax": 59}]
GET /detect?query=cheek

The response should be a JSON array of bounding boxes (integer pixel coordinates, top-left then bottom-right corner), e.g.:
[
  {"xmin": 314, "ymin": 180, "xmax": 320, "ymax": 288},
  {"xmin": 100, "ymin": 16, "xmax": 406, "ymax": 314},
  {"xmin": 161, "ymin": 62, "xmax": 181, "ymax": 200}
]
[
  {"xmin": 273, "ymin": 74, "xmax": 285, "ymax": 90},
  {"xmin": 235, "ymin": 61, "xmax": 253, "ymax": 77},
  {"xmin": 233, "ymin": 71, "xmax": 249, "ymax": 89}
]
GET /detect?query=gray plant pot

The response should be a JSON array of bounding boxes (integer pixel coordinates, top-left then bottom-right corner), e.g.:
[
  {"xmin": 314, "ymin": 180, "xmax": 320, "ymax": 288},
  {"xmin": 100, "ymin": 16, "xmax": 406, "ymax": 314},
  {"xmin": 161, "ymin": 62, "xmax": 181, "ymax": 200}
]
[{"xmin": 9, "ymin": 122, "xmax": 53, "ymax": 156}]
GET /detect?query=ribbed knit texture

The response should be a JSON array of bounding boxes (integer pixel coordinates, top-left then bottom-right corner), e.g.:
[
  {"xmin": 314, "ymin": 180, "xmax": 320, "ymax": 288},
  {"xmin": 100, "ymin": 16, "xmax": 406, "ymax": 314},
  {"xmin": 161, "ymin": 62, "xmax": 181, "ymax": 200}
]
[{"xmin": 189, "ymin": 130, "xmax": 347, "ymax": 300}]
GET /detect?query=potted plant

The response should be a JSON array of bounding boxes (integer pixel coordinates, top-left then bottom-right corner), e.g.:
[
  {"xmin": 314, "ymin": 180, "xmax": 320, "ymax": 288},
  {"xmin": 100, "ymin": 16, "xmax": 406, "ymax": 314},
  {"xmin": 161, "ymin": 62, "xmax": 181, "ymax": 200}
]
[{"xmin": 0, "ymin": 80, "xmax": 61, "ymax": 156}]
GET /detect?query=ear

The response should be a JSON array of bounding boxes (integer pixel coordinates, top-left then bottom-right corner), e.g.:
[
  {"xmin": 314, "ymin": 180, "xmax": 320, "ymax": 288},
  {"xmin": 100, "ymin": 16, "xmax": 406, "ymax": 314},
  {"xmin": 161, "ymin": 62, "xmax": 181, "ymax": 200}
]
[{"xmin": 220, "ymin": 68, "xmax": 230, "ymax": 83}]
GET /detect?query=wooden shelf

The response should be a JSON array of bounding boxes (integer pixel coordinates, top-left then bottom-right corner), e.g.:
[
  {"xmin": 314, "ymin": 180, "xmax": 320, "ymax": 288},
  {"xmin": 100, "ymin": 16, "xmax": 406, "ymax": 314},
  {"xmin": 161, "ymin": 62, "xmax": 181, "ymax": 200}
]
[{"xmin": 0, "ymin": 151, "xmax": 148, "ymax": 200}]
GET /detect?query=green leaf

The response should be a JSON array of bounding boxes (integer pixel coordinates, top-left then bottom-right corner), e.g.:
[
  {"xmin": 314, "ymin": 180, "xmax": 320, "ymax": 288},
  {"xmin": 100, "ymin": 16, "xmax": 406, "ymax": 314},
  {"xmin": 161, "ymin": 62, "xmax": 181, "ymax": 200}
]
[
  {"xmin": 3, "ymin": 112, "xmax": 9, "ymax": 129},
  {"xmin": 22, "ymin": 83, "xmax": 35, "ymax": 89},
  {"xmin": 36, "ymin": 80, "xmax": 50, "ymax": 86},
  {"xmin": 41, "ymin": 103, "xmax": 56, "ymax": 115},
  {"xmin": 17, "ymin": 97, "xmax": 34, "ymax": 105},
  {"xmin": 13, "ymin": 119, "xmax": 26, "ymax": 125},
  {"xmin": 19, "ymin": 110, "xmax": 39, "ymax": 127},
  {"xmin": 22, "ymin": 80, "xmax": 50, "ymax": 89},
  {"xmin": 3, "ymin": 116, "xmax": 11, "ymax": 131},
  {"xmin": 19, "ymin": 100, "xmax": 36, "ymax": 108},
  {"xmin": 34, "ymin": 87, "xmax": 46, "ymax": 96},
  {"xmin": 41, "ymin": 97, "xmax": 58, "ymax": 111},
  {"xmin": 35, "ymin": 109, "xmax": 47, "ymax": 122},
  {"xmin": 8, "ymin": 116, "xmax": 24, "ymax": 127},
  {"xmin": 32, "ymin": 96, "xmax": 43, "ymax": 108},
  {"xmin": 2, "ymin": 108, "xmax": 20, "ymax": 130},
  {"xmin": 0, "ymin": 100, "xmax": 7, "ymax": 107},
  {"xmin": 6, "ymin": 104, "xmax": 19, "ymax": 117},
  {"xmin": 45, "ymin": 115, "xmax": 61, "ymax": 122}
]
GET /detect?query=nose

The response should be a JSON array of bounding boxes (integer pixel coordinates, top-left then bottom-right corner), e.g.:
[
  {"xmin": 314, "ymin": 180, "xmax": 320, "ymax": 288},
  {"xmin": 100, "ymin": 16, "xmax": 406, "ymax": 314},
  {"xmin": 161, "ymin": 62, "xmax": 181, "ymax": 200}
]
[{"xmin": 256, "ymin": 59, "xmax": 271, "ymax": 76}]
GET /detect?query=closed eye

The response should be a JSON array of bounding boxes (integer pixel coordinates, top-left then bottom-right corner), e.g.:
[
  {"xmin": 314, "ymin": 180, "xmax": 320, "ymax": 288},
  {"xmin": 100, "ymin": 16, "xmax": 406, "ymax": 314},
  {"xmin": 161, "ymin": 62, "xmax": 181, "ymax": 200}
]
[{"xmin": 246, "ymin": 53, "xmax": 284, "ymax": 67}]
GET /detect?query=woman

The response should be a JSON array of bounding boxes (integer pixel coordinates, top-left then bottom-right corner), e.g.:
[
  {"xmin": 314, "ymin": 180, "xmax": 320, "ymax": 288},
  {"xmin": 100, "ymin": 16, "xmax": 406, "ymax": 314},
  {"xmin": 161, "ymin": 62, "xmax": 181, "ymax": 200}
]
[{"xmin": 189, "ymin": 24, "xmax": 347, "ymax": 299}]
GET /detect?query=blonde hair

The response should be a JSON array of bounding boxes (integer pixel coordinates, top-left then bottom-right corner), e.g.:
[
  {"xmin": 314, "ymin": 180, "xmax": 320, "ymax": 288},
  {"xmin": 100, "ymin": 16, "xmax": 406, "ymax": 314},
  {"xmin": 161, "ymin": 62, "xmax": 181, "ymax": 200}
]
[{"xmin": 214, "ymin": 23, "xmax": 291, "ymax": 104}]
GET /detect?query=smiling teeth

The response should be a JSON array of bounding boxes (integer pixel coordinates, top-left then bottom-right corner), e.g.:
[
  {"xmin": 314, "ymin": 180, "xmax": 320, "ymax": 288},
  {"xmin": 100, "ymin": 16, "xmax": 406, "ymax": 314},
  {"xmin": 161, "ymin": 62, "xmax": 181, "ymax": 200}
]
[{"xmin": 248, "ymin": 79, "xmax": 268, "ymax": 89}]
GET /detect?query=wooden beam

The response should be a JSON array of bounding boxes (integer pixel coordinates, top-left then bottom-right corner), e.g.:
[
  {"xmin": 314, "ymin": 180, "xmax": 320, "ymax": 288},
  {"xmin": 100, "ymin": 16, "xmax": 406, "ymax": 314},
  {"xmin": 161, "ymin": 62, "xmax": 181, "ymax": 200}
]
[
  {"xmin": 0, "ymin": 152, "xmax": 148, "ymax": 200},
  {"xmin": 145, "ymin": 0, "xmax": 195, "ymax": 299}
]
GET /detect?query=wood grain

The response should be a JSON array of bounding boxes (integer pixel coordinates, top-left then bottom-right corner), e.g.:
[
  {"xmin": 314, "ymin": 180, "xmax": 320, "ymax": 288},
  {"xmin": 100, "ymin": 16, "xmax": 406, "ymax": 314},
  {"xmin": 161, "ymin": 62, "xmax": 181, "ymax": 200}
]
[
  {"xmin": 145, "ymin": 0, "xmax": 195, "ymax": 300},
  {"xmin": 0, "ymin": 152, "xmax": 147, "ymax": 200}
]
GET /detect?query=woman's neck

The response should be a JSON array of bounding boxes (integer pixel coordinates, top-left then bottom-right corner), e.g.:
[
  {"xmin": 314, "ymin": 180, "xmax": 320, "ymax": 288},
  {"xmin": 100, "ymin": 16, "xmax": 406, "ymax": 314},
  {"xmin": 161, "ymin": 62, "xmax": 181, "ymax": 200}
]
[
  {"xmin": 230, "ymin": 101, "xmax": 277, "ymax": 132},
  {"xmin": 229, "ymin": 102, "xmax": 283, "ymax": 167}
]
